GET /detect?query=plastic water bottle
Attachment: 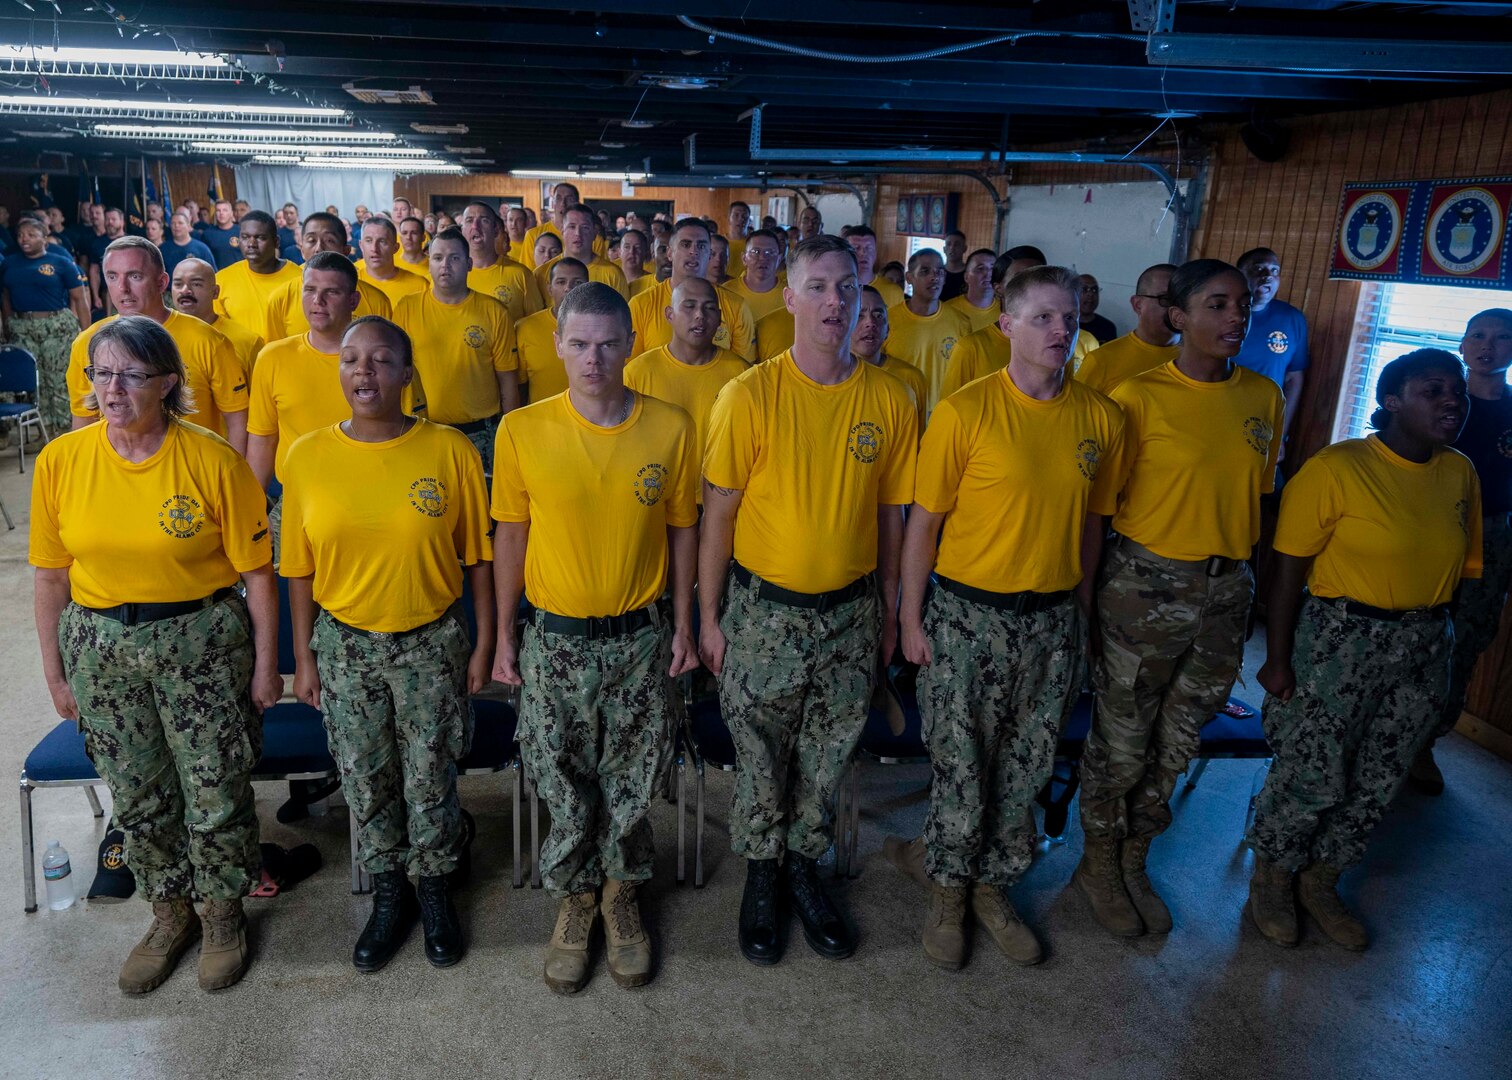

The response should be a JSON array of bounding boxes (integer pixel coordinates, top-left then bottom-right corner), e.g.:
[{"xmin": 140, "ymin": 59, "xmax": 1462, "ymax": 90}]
[{"xmin": 42, "ymin": 840, "xmax": 74, "ymax": 911}]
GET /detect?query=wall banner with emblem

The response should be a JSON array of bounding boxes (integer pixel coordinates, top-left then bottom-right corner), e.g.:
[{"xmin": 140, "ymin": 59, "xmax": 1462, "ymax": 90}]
[{"xmin": 1330, "ymin": 176, "xmax": 1512, "ymax": 290}]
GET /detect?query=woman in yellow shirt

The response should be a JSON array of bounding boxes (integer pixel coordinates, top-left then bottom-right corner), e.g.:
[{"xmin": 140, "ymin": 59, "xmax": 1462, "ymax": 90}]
[
  {"xmin": 281, "ymin": 316, "xmax": 494, "ymax": 973},
  {"xmin": 1076, "ymin": 260, "xmax": 1284, "ymax": 939},
  {"xmin": 30, "ymin": 316, "xmax": 280, "ymax": 995},
  {"xmin": 1247, "ymin": 349, "xmax": 1480, "ymax": 951}
]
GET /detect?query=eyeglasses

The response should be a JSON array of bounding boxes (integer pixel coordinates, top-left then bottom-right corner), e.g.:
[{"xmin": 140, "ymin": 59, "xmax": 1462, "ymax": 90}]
[{"xmin": 84, "ymin": 366, "xmax": 163, "ymax": 389}]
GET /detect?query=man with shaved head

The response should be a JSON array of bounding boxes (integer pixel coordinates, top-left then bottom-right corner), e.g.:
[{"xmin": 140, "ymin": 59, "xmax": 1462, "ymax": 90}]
[{"xmin": 172, "ymin": 257, "xmax": 265, "ymax": 379}]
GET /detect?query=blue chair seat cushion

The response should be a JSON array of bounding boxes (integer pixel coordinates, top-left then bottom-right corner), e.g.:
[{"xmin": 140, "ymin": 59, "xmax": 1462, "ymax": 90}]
[
  {"xmin": 861, "ymin": 688, "xmax": 926, "ymax": 760},
  {"xmin": 688, "ymin": 698, "xmax": 738, "ymax": 769},
  {"xmin": 24, "ymin": 720, "xmax": 99, "ymax": 783},
  {"xmin": 255, "ymin": 703, "xmax": 337, "ymax": 776},
  {"xmin": 0, "ymin": 402, "xmax": 38, "ymax": 418},
  {"xmin": 460, "ymin": 697, "xmax": 517, "ymax": 770}
]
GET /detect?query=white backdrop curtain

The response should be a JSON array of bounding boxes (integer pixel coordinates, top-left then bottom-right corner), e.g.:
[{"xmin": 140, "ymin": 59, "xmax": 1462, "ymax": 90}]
[{"xmin": 231, "ymin": 165, "xmax": 395, "ymax": 222}]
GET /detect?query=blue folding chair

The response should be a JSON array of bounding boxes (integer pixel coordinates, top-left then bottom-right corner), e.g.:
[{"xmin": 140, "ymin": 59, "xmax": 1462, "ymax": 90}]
[
  {"xmin": 0, "ymin": 345, "xmax": 52, "ymax": 474},
  {"xmin": 682, "ymin": 695, "xmax": 738, "ymax": 888},
  {"xmin": 836, "ymin": 672, "xmax": 929, "ymax": 878}
]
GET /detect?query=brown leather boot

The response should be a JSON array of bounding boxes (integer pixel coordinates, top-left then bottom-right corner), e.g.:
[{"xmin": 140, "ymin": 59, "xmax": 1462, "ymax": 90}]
[
  {"xmin": 600, "ymin": 878, "xmax": 652, "ymax": 989},
  {"xmin": 1072, "ymin": 836, "xmax": 1143, "ymax": 938},
  {"xmin": 883, "ymin": 835, "xmax": 929, "ymax": 887},
  {"xmin": 1248, "ymin": 858, "xmax": 1299, "ymax": 947},
  {"xmin": 197, "ymin": 897, "xmax": 249, "ymax": 991},
  {"xmin": 971, "ymin": 883, "xmax": 1043, "ymax": 966},
  {"xmin": 544, "ymin": 890, "xmax": 598, "ymax": 994},
  {"xmin": 1298, "ymin": 864, "xmax": 1369, "ymax": 951},
  {"xmin": 921, "ymin": 882, "xmax": 968, "ymax": 970},
  {"xmin": 1119, "ymin": 835, "xmax": 1172, "ymax": 935},
  {"xmin": 119, "ymin": 898, "xmax": 200, "ymax": 994}
]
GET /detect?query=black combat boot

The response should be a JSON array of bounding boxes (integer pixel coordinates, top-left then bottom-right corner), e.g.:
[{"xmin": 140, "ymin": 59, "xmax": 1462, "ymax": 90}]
[
  {"xmin": 787, "ymin": 853, "xmax": 854, "ymax": 959},
  {"xmin": 352, "ymin": 870, "xmax": 418, "ymax": 973},
  {"xmin": 417, "ymin": 874, "xmax": 464, "ymax": 967},
  {"xmin": 738, "ymin": 858, "xmax": 783, "ymax": 966}
]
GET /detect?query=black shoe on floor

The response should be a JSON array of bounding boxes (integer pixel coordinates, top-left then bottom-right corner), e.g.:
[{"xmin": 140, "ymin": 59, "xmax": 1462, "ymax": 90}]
[
  {"xmin": 417, "ymin": 874, "xmax": 464, "ymax": 967},
  {"xmin": 739, "ymin": 858, "xmax": 783, "ymax": 966},
  {"xmin": 276, "ymin": 777, "xmax": 342, "ymax": 824},
  {"xmin": 353, "ymin": 870, "xmax": 418, "ymax": 973},
  {"xmin": 787, "ymin": 852, "xmax": 854, "ymax": 959}
]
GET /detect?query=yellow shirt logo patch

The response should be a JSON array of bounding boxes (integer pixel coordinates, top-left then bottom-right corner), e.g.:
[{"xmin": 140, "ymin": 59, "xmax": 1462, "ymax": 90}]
[
  {"xmin": 463, "ymin": 325, "xmax": 487, "ymax": 349},
  {"xmin": 941, "ymin": 336, "xmax": 958, "ymax": 358},
  {"xmin": 409, "ymin": 477, "xmax": 448, "ymax": 518},
  {"xmin": 158, "ymin": 494, "xmax": 205, "ymax": 539},
  {"xmin": 1244, "ymin": 416, "xmax": 1273, "ymax": 457},
  {"xmin": 634, "ymin": 463, "xmax": 668, "ymax": 507},
  {"xmin": 847, "ymin": 421, "xmax": 884, "ymax": 464},
  {"xmin": 494, "ymin": 286, "xmax": 514, "ymax": 306},
  {"xmin": 1075, "ymin": 437, "xmax": 1102, "ymax": 481},
  {"xmin": 38, "ymin": 263, "xmax": 56, "ymax": 276},
  {"xmin": 714, "ymin": 326, "xmax": 732, "ymax": 348}
]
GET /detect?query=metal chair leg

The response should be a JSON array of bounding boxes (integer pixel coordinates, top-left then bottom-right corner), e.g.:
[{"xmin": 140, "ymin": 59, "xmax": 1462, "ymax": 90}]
[
  {"xmin": 676, "ymin": 755, "xmax": 687, "ymax": 885},
  {"xmin": 17, "ymin": 412, "xmax": 26, "ymax": 474},
  {"xmin": 529, "ymin": 777, "xmax": 542, "ymax": 889},
  {"xmin": 511, "ymin": 762, "xmax": 523, "ymax": 888},
  {"xmin": 20, "ymin": 775, "xmax": 37, "ymax": 913},
  {"xmin": 84, "ymin": 785, "xmax": 104, "ymax": 818},
  {"xmin": 833, "ymin": 766, "xmax": 850, "ymax": 878},
  {"xmin": 848, "ymin": 762, "xmax": 862, "ymax": 879},
  {"xmin": 694, "ymin": 761, "xmax": 705, "ymax": 888},
  {"xmin": 1183, "ymin": 756, "xmax": 1211, "ymax": 792},
  {"xmin": 0, "ymin": 493, "xmax": 14, "ymax": 531}
]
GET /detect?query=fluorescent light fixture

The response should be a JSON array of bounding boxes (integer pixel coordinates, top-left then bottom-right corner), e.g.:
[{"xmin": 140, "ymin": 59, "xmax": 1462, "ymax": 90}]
[
  {"xmin": 94, "ymin": 123, "xmax": 394, "ymax": 141},
  {"xmin": 0, "ymin": 94, "xmax": 348, "ymax": 124},
  {"xmin": 189, "ymin": 142, "xmax": 428, "ymax": 155},
  {"xmin": 251, "ymin": 153, "xmax": 301, "ymax": 164},
  {"xmin": 0, "ymin": 44, "xmax": 236, "ymax": 80},
  {"xmin": 511, "ymin": 169, "xmax": 647, "ymax": 182},
  {"xmin": 252, "ymin": 155, "xmax": 463, "ymax": 173}
]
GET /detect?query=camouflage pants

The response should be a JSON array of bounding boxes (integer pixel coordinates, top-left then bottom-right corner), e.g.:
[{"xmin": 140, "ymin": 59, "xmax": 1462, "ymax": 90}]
[
  {"xmin": 719, "ymin": 570, "xmax": 880, "ymax": 861},
  {"xmin": 267, "ymin": 493, "xmax": 282, "ymax": 571},
  {"xmin": 921, "ymin": 587, "xmax": 1082, "ymax": 887},
  {"xmin": 1437, "ymin": 514, "xmax": 1512, "ymax": 738},
  {"xmin": 313, "ymin": 608, "xmax": 472, "ymax": 877},
  {"xmin": 1081, "ymin": 544, "xmax": 1253, "ymax": 842},
  {"xmin": 7, "ymin": 309, "xmax": 78, "ymax": 436},
  {"xmin": 61, "ymin": 596, "xmax": 262, "ymax": 901},
  {"xmin": 1248, "ymin": 597, "xmax": 1451, "ymax": 870},
  {"xmin": 519, "ymin": 613, "xmax": 674, "ymax": 897},
  {"xmin": 451, "ymin": 418, "xmax": 498, "ymax": 466}
]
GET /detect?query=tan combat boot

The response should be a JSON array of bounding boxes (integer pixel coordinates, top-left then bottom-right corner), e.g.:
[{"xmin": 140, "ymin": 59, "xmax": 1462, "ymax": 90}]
[
  {"xmin": 921, "ymin": 882, "xmax": 968, "ymax": 969},
  {"xmin": 883, "ymin": 835, "xmax": 929, "ymax": 888},
  {"xmin": 601, "ymin": 878, "xmax": 652, "ymax": 989},
  {"xmin": 119, "ymin": 898, "xmax": 200, "ymax": 994},
  {"xmin": 544, "ymin": 890, "xmax": 598, "ymax": 994},
  {"xmin": 971, "ymin": 883, "xmax": 1043, "ymax": 966},
  {"xmin": 1298, "ymin": 863, "xmax": 1369, "ymax": 951},
  {"xmin": 198, "ymin": 897, "xmax": 249, "ymax": 991},
  {"xmin": 1119, "ymin": 835, "xmax": 1173, "ymax": 935},
  {"xmin": 1073, "ymin": 836, "xmax": 1143, "ymax": 938},
  {"xmin": 1248, "ymin": 858, "xmax": 1299, "ymax": 947}
]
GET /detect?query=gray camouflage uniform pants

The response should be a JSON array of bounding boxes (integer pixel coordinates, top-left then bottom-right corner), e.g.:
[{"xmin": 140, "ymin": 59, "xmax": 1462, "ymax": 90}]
[
  {"xmin": 1081, "ymin": 543, "xmax": 1253, "ymax": 842},
  {"xmin": 7, "ymin": 309, "xmax": 77, "ymax": 436},
  {"xmin": 1437, "ymin": 514, "xmax": 1512, "ymax": 738},
  {"xmin": 718, "ymin": 570, "xmax": 880, "ymax": 862},
  {"xmin": 1248, "ymin": 596, "xmax": 1451, "ymax": 870},
  {"xmin": 313, "ymin": 608, "xmax": 472, "ymax": 877},
  {"xmin": 519, "ymin": 612, "xmax": 674, "ymax": 897},
  {"xmin": 62, "ymin": 596, "xmax": 262, "ymax": 901},
  {"xmin": 921, "ymin": 587, "xmax": 1082, "ymax": 886}
]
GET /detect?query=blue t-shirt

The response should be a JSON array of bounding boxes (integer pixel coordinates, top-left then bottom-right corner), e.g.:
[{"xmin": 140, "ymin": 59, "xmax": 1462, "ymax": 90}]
[
  {"xmin": 277, "ymin": 226, "xmax": 297, "ymax": 251},
  {"xmin": 84, "ymin": 230, "xmax": 112, "ymax": 269},
  {"xmin": 199, "ymin": 223, "xmax": 244, "ymax": 269},
  {"xmin": 1454, "ymin": 392, "xmax": 1512, "ymax": 518},
  {"xmin": 281, "ymin": 244, "xmax": 305, "ymax": 266},
  {"xmin": 0, "ymin": 248, "xmax": 85, "ymax": 311},
  {"xmin": 1235, "ymin": 299, "xmax": 1309, "ymax": 388},
  {"xmin": 160, "ymin": 237, "xmax": 217, "ymax": 279}
]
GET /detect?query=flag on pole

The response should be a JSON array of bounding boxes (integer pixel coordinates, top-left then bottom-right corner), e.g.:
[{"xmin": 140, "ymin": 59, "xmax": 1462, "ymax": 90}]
[
  {"xmin": 159, "ymin": 161, "xmax": 172, "ymax": 212},
  {"xmin": 91, "ymin": 172, "xmax": 102, "ymax": 205},
  {"xmin": 208, "ymin": 163, "xmax": 222, "ymax": 203}
]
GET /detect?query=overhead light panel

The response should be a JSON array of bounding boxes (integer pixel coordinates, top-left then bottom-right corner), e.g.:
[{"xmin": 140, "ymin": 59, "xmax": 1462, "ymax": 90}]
[
  {"xmin": 0, "ymin": 94, "xmax": 348, "ymax": 125},
  {"xmin": 445, "ymin": 145, "xmax": 485, "ymax": 153},
  {"xmin": 620, "ymin": 119, "xmax": 657, "ymax": 130},
  {"xmin": 251, "ymin": 155, "xmax": 463, "ymax": 173},
  {"xmin": 93, "ymin": 123, "xmax": 394, "ymax": 142},
  {"xmin": 512, "ymin": 169, "xmax": 647, "ymax": 182},
  {"xmin": 411, "ymin": 122, "xmax": 468, "ymax": 135},
  {"xmin": 0, "ymin": 44, "xmax": 237, "ymax": 81},
  {"xmin": 344, "ymin": 84, "xmax": 435, "ymax": 105},
  {"xmin": 189, "ymin": 142, "xmax": 429, "ymax": 155}
]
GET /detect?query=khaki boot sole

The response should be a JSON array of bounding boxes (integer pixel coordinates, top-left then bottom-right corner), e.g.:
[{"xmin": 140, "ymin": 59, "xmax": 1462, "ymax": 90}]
[
  {"xmin": 198, "ymin": 936, "xmax": 249, "ymax": 992},
  {"xmin": 1126, "ymin": 887, "xmax": 1172, "ymax": 936},
  {"xmin": 921, "ymin": 927, "xmax": 966, "ymax": 970},
  {"xmin": 1298, "ymin": 901, "xmax": 1368, "ymax": 952},
  {"xmin": 605, "ymin": 943, "xmax": 652, "ymax": 989},
  {"xmin": 974, "ymin": 916, "xmax": 1043, "ymax": 966},
  {"xmin": 544, "ymin": 950, "xmax": 591, "ymax": 994},
  {"xmin": 1072, "ymin": 867, "xmax": 1144, "ymax": 938},
  {"xmin": 1248, "ymin": 893, "xmax": 1299, "ymax": 948},
  {"xmin": 119, "ymin": 920, "xmax": 201, "ymax": 995}
]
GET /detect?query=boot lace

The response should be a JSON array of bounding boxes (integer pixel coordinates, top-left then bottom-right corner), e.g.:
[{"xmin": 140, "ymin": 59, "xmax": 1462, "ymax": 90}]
[
  {"xmin": 201, "ymin": 900, "xmax": 241, "ymax": 947},
  {"xmin": 972, "ymin": 885, "xmax": 1016, "ymax": 926},
  {"xmin": 558, "ymin": 893, "xmax": 595, "ymax": 946},
  {"xmin": 145, "ymin": 900, "xmax": 187, "ymax": 949},
  {"xmin": 608, "ymin": 883, "xmax": 642, "ymax": 941},
  {"xmin": 933, "ymin": 886, "xmax": 967, "ymax": 924}
]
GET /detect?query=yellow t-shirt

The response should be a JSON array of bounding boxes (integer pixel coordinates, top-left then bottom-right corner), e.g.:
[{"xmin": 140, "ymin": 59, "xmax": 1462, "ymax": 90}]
[
  {"xmin": 626, "ymin": 274, "xmax": 658, "ymax": 299},
  {"xmin": 248, "ymin": 333, "xmax": 427, "ymax": 481},
  {"xmin": 917, "ymin": 371, "xmax": 1125, "ymax": 593},
  {"xmin": 393, "ymin": 290, "xmax": 517, "ymax": 425},
  {"xmin": 727, "ymin": 235, "xmax": 746, "ymax": 269},
  {"xmin": 206, "ymin": 315, "xmax": 264, "ymax": 379},
  {"xmin": 357, "ymin": 263, "xmax": 429, "ymax": 308},
  {"xmin": 874, "ymin": 355, "xmax": 929, "ymax": 432},
  {"xmin": 705, "ymin": 350, "xmax": 919, "ymax": 593},
  {"xmin": 731, "ymin": 275, "xmax": 787, "ymax": 322},
  {"xmin": 519, "ymin": 222, "xmax": 607, "ymax": 270},
  {"xmin": 279, "ymin": 419, "xmax": 492, "ymax": 632},
  {"xmin": 945, "ymin": 294, "xmax": 1000, "ymax": 333},
  {"xmin": 513, "ymin": 309, "xmax": 567, "ymax": 403},
  {"xmin": 862, "ymin": 277, "xmax": 905, "ymax": 309},
  {"xmin": 468, "ymin": 258, "xmax": 544, "ymax": 322},
  {"xmin": 67, "ymin": 311, "xmax": 246, "ymax": 437},
  {"xmin": 263, "ymin": 277, "xmax": 392, "ymax": 341},
  {"xmin": 29, "ymin": 420, "xmax": 270, "ymax": 608},
  {"xmin": 533, "ymin": 254, "xmax": 628, "ymax": 300},
  {"xmin": 491, "ymin": 392, "xmax": 699, "ymax": 618},
  {"xmin": 213, "ymin": 260, "xmax": 302, "ymax": 340},
  {"xmin": 885, "ymin": 302, "xmax": 975, "ymax": 410},
  {"xmin": 939, "ymin": 326, "xmax": 1099, "ymax": 402},
  {"xmin": 624, "ymin": 346, "xmax": 749, "ymax": 480},
  {"xmin": 1275, "ymin": 435, "xmax": 1483, "ymax": 610},
  {"xmin": 1107, "ymin": 361, "xmax": 1285, "ymax": 560},
  {"xmin": 755, "ymin": 308, "xmax": 795, "ymax": 362},
  {"xmin": 1076, "ymin": 333, "xmax": 1182, "ymax": 397},
  {"xmin": 397, "ymin": 251, "xmax": 432, "ymax": 281},
  {"xmin": 630, "ymin": 278, "xmax": 756, "ymax": 361}
]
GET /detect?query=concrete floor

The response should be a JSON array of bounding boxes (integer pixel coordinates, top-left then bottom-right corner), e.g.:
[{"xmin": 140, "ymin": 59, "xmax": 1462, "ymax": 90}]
[{"xmin": 3, "ymin": 446, "xmax": 1512, "ymax": 1080}]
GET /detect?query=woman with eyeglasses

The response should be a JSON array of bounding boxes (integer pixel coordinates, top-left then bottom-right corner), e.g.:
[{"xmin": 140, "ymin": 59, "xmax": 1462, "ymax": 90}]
[{"xmin": 30, "ymin": 315, "xmax": 280, "ymax": 995}]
